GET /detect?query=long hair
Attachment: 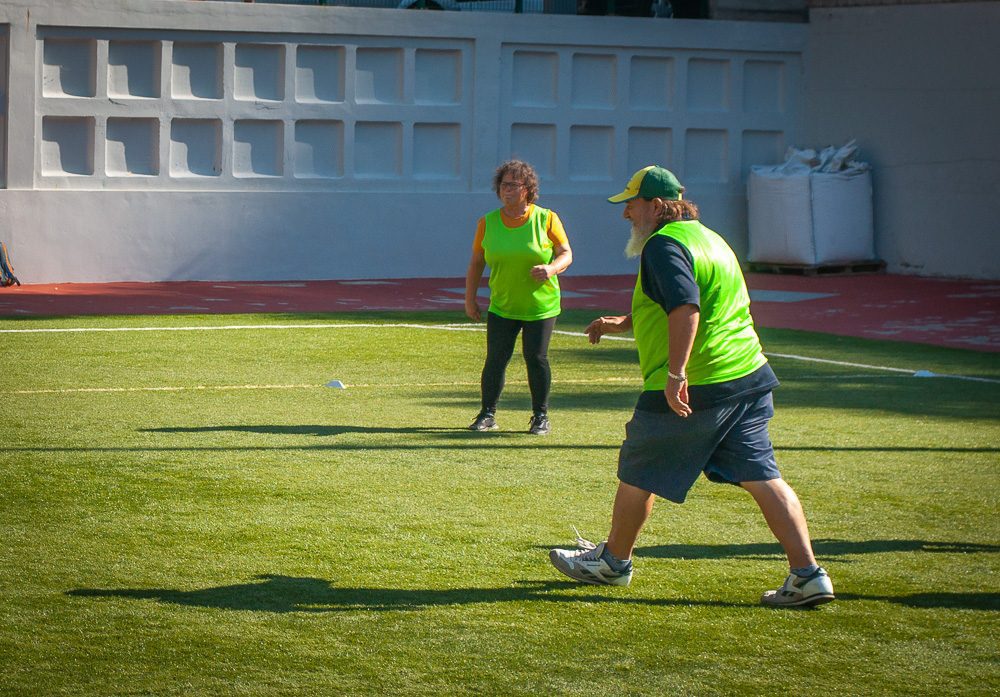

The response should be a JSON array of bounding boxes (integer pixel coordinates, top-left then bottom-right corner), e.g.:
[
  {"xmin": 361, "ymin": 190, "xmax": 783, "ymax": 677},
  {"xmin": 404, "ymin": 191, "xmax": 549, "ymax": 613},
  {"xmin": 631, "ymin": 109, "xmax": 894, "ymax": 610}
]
[
  {"xmin": 493, "ymin": 160, "xmax": 540, "ymax": 204},
  {"xmin": 655, "ymin": 198, "xmax": 700, "ymax": 224}
]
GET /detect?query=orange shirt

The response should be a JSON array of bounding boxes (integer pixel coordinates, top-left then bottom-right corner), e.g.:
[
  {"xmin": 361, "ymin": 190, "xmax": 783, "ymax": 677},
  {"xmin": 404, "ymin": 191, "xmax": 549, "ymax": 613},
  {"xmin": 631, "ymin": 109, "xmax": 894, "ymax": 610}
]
[{"xmin": 472, "ymin": 204, "xmax": 568, "ymax": 254}]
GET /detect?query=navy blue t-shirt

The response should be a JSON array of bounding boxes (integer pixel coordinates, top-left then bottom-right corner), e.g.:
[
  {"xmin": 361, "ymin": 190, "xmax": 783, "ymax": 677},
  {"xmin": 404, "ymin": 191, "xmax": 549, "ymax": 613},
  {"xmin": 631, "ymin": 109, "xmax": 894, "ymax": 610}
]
[{"xmin": 635, "ymin": 234, "xmax": 778, "ymax": 412}]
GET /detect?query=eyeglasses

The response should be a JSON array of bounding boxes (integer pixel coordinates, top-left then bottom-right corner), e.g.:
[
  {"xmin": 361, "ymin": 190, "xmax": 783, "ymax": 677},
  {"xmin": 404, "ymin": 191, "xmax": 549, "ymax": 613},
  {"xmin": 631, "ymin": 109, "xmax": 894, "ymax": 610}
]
[{"xmin": 500, "ymin": 181, "xmax": 525, "ymax": 190}]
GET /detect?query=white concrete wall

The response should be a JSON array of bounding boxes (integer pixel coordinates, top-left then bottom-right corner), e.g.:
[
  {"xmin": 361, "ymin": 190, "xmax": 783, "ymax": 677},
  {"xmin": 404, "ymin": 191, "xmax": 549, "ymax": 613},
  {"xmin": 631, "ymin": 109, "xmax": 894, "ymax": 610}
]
[
  {"xmin": 1, "ymin": 0, "xmax": 806, "ymax": 283},
  {"xmin": 804, "ymin": 2, "xmax": 1000, "ymax": 279}
]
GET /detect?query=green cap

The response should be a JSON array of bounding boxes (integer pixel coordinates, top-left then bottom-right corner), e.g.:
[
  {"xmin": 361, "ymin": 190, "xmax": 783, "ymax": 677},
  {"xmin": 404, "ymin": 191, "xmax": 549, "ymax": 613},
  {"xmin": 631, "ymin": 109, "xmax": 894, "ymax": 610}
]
[{"xmin": 608, "ymin": 166, "xmax": 684, "ymax": 203}]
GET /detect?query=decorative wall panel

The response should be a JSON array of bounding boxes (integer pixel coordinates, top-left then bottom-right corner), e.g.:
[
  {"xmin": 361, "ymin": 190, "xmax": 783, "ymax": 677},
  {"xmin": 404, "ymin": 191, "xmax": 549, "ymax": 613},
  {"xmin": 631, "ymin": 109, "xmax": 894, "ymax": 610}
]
[
  {"xmin": 108, "ymin": 40, "xmax": 160, "ymax": 99},
  {"xmin": 171, "ymin": 42, "xmax": 222, "ymax": 100},
  {"xmin": 41, "ymin": 116, "xmax": 94, "ymax": 175},
  {"xmin": 34, "ymin": 28, "xmax": 473, "ymax": 190},
  {"xmin": 3, "ymin": 2, "xmax": 808, "ymax": 283},
  {"xmin": 233, "ymin": 119, "xmax": 283, "ymax": 177},
  {"xmin": 295, "ymin": 46, "xmax": 345, "ymax": 103},
  {"xmin": 169, "ymin": 118, "xmax": 221, "ymax": 177},
  {"xmin": 106, "ymin": 117, "xmax": 158, "ymax": 176},
  {"xmin": 234, "ymin": 44, "xmax": 285, "ymax": 102},
  {"xmin": 42, "ymin": 38, "xmax": 96, "ymax": 98},
  {"xmin": 293, "ymin": 120, "xmax": 343, "ymax": 178},
  {"xmin": 502, "ymin": 44, "xmax": 798, "ymax": 191}
]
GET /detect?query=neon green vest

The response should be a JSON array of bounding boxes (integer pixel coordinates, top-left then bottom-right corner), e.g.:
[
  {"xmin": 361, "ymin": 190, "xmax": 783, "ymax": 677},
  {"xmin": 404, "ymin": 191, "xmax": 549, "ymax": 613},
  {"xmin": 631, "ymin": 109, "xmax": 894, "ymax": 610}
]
[
  {"xmin": 483, "ymin": 205, "xmax": 561, "ymax": 321},
  {"xmin": 632, "ymin": 220, "xmax": 766, "ymax": 390}
]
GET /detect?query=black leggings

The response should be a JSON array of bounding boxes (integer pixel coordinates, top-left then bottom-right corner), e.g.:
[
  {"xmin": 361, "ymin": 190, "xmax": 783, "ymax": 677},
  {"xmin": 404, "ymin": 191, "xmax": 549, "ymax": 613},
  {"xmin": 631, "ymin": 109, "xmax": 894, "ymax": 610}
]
[{"xmin": 480, "ymin": 312, "xmax": 557, "ymax": 416}]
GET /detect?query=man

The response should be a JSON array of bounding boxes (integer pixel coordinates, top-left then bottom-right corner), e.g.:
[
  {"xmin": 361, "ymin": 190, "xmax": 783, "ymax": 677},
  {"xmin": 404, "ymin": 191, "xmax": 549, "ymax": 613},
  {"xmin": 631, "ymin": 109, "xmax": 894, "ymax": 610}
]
[{"xmin": 549, "ymin": 166, "xmax": 834, "ymax": 607}]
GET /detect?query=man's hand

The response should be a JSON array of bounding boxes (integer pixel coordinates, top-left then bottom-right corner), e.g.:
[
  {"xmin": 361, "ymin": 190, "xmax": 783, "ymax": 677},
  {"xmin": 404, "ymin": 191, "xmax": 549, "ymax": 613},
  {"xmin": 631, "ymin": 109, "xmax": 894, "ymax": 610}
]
[
  {"xmin": 584, "ymin": 315, "xmax": 631, "ymax": 344},
  {"xmin": 665, "ymin": 304, "xmax": 698, "ymax": 418},
  {"xmin": 465, "ymin": 300, "xmax": 482, "ymax": 322},
  {"xmin": 665, "ymin": 375, "xmax": 691, "ymax": 418},
  {"xmin": 530, "ymin": 264, "xmax": 554, "ymax": 281}
]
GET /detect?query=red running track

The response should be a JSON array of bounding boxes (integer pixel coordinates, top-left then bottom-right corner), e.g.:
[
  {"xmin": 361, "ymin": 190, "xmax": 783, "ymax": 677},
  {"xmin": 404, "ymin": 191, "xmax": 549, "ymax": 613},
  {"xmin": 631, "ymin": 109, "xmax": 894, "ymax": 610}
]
[{"xmin": 0, "ymin": 273, "xmax": 997, "ymax": 352}]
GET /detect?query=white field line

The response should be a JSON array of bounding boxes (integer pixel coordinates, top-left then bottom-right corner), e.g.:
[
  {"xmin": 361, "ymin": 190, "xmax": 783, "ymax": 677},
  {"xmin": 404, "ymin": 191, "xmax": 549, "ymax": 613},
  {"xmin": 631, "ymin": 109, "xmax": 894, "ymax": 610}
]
[
  {"xmin": 0, "ymin": 322, "xmax": 486, "ymax": 334},
  {"xmin": 11, "ymin": 384, "xmax": 320, "ymax": 395},
  {"xmin": 2, "ymin": 321, "xmax": 997, "ymax": 386},
  {"xmin": 765, "ymin": 352, "xmax": 1000, "ymax": 384},
  {"xmin": 565, "ymin": 331, "xmax": 999, "ymax": 384},
  {"xmin": 10, "ymin": 376, "xmax": 640, "ymax": 396},
  {"xmin": 795, "ymin": 375, "xmax": 921, "ymax": 380}
]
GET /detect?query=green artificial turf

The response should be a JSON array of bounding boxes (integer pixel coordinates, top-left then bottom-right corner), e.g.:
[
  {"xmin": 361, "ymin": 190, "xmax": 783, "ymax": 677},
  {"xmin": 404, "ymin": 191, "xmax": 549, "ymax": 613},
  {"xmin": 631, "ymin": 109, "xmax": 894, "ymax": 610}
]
[{"xmin": 1, "ymin": 310, "xmax": 997, "ymax": 696}]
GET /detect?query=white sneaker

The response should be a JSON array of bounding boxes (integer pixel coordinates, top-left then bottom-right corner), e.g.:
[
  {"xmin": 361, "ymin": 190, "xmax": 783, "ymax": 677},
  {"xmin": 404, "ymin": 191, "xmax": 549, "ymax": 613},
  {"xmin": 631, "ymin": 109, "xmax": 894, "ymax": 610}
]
[
  {"xmin": 761, "ymin": 567, "xmax": 835, "ymax": 607},
  {"xmin": 549, "ymin": 540, "xmax": 632, "ymax": 586}
]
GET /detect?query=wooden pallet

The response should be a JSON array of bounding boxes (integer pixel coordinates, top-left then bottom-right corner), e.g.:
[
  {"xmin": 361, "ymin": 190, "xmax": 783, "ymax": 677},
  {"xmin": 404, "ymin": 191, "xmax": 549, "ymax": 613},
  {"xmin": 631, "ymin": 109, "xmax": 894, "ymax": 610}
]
[{"xmin": 747, "ymin": 260, "xmax": 886, "ymax": 276}]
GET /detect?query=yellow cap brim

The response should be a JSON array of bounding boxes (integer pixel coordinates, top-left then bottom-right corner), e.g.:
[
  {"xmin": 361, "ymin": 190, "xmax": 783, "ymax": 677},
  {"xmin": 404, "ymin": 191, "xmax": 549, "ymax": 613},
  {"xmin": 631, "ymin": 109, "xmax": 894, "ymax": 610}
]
[
  {"xmin": 607, "ymin": 166, "xmax": 655, "ymax": 204},
  {"xmin": 607, "ymin": 189, "xmax": 636, "ymax": 203}
]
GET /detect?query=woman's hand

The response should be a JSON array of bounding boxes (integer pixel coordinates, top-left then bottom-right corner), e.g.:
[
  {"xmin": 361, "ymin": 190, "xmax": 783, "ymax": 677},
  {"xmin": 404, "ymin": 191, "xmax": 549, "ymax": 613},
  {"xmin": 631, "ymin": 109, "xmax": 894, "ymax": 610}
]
[
  {"xmin": 532, "ymin": 243, "xmax": 572, "ymax": 283},
  {"xmin": 465, "ymin": 250, "xmax": 487, "ymax": 322},
  {"xmin": 584, "ymin": 315, "xmax": 631, "ymax": 344},
  {"xmin": 530, "ymin": 264, "xmax": 554, "ymax": 281}
]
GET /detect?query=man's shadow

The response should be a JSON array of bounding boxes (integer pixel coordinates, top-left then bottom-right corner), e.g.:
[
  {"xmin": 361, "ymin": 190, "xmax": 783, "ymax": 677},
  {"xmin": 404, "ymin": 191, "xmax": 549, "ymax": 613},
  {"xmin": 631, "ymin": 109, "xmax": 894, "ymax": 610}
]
[
  {"xmin": 836, "ymin": 592, "xmax": 999, "ymax": 611},
  {"xmin": 67, "ymin": 575, "xmax": 748, "ymax": 612},
  {"xmin": 66, "ymin": 574, "xmax": 999, "ymax": 613}
]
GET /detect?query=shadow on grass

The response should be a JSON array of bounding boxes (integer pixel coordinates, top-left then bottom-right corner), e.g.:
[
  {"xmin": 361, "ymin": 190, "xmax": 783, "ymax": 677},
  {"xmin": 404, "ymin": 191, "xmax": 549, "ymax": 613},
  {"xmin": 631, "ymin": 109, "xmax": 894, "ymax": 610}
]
[
  {"xmin": 632, "ymin": 538, "xmax": 1000, "ymax": 560},
  {"xmin": 777, "ymin": 446, "xmax": 1000, "ymax": 453},
  {"xmin": 138, "ymin": 422, "xmax": 618, "ymax": 440},
  {"xmin": 140, "ymin": 424, "xmax": 480, "ymax": 437},
  {"xmin": 5, "ymin": 423, "xmax": 613, "ymax": 452},
  {"xmin": 67, "ymin": 575, "xmax": 749, "ymax": 612},
  {"xmin": 138, "ymin": 425, "xmax": 1000, "ymax": 454},
  {"xmin": 555, "ymin": 346, "xmax": 639, "ymax": 368},
  {"xmin": 6, "ymin": 437, "xmax": 994, "ymax": 454},
  {"xmin": 66, "ymin": 575, "xmax": 1000, "ymax": 613},
  {"xmin": 836, "ymin": 592, "xmax": 1000, "ymax": 611},
  {"xmin": 4, "ymin": 442, "xmax": 621, "ymax": 453},
  {"xmin": 416, "ymin": 386, "xmax": 640, "ymax": 412},
  {"xmin": 773, "ymin": 378, "xmax": 1000, "ymax": 420}
]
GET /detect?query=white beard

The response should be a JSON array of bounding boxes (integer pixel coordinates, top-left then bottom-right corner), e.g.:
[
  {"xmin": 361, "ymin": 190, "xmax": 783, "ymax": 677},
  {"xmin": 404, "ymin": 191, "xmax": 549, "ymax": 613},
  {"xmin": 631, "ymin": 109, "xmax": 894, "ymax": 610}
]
[{"xmin": 624, "ymin": 224, "xmax": 654, "ymax": 259}]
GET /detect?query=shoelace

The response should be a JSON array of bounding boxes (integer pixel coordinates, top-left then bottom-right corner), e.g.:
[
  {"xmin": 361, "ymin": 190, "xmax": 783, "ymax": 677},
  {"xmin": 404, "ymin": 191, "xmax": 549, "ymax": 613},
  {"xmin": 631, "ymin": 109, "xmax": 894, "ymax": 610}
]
[
  {"xmin": 572, "ymin": 525, "xmax": 597, "ymax": 552},
  {"xmin": 578, "ymin": 545, "xmax": 605, "ymax": 562}
]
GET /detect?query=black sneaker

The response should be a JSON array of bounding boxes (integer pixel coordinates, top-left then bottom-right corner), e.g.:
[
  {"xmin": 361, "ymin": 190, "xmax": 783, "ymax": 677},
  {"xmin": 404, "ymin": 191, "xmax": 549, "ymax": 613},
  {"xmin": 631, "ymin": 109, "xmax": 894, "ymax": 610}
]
[
  {"xmin": 469, "ymin": 412, "xmax": 498, "ymax": 432},
  {"xmin": 528, "ymin": 413, "xmax": 550, "ymax": 435}
]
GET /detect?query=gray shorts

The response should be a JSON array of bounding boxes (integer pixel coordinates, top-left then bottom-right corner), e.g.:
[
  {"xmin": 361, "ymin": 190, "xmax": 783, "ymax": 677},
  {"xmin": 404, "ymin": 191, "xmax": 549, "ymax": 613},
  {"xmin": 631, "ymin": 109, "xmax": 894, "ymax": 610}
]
[{"xmin": 617, "ymin": 391, "xmax": 781, "ymax": 503}]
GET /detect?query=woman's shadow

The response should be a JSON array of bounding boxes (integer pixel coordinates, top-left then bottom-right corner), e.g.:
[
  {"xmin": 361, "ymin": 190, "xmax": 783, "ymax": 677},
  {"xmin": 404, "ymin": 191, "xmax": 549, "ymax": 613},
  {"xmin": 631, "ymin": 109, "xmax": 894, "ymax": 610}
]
[{"xmin": 140, "ymin": 425, "xmax": 465, "ymax": 437}]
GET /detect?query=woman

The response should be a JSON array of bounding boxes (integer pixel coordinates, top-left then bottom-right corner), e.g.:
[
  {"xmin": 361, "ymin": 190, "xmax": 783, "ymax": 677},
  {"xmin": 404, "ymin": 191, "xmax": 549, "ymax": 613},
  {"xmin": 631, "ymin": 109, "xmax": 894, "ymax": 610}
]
[{"xmin": 464, "ymin": 160, "xmax": 573, "ymax": 435}]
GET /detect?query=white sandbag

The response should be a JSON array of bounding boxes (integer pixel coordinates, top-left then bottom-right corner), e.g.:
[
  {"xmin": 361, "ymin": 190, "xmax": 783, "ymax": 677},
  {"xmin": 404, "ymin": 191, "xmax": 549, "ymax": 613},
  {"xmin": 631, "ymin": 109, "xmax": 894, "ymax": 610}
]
[
  {"xmin": 747, "ymin": 140, "xmax": 876, "ymax": 266},
  {"xmin": 811, "ymin": 169, "xmax": 875, "ymax": 263},
  {"xmin": 747, "ymin": 169, "xmax": 815, "ymax": 264}
]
